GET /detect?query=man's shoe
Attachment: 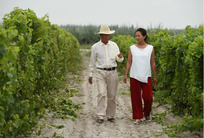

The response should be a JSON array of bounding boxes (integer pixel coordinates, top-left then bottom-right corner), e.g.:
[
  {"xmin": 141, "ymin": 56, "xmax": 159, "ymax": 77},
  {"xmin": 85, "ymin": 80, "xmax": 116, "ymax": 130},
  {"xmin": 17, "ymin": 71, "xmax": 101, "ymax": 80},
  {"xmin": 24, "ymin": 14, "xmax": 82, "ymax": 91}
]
[
  {"xmin": 107, "ymin": 117, "xmax": 115, "ymax": 122},
  {"xmin": 96, "ymin": 119, "xmax": 104, "ymax": 123}
]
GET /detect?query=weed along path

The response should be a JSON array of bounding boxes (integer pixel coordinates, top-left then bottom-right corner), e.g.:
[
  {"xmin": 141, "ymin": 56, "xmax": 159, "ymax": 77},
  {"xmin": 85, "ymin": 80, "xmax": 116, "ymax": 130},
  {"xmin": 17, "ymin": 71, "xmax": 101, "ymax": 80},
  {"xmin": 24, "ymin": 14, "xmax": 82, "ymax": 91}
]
[{"xmin": 31, "ymin": 49, "xmax": 200, "ymax": 138}]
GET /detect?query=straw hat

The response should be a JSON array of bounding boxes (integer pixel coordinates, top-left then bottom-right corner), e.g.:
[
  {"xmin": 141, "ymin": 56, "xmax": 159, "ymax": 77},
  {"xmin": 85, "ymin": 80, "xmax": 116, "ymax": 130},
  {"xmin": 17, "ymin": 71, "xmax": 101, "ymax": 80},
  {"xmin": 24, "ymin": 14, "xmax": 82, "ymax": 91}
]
[{"xmin": 97, "ymin": 25, "xmax": 115, "ymax": 34}]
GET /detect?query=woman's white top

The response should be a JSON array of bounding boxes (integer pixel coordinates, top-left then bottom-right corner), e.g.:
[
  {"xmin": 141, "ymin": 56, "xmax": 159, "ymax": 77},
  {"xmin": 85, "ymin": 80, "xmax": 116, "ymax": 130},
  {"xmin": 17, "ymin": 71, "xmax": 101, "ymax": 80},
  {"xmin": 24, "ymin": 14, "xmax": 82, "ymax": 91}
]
[{"xmin": 130, "ymin": 44, "xmax": 153, "ymax": 83}]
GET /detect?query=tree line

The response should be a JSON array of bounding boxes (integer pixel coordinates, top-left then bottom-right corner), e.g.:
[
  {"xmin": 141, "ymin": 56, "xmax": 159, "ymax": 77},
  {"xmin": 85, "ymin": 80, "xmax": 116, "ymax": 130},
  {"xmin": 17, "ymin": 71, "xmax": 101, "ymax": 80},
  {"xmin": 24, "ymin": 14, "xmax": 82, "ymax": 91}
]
[{"xmin": 61, "ymin": 24, "xmax": 184, "ymax": 45}]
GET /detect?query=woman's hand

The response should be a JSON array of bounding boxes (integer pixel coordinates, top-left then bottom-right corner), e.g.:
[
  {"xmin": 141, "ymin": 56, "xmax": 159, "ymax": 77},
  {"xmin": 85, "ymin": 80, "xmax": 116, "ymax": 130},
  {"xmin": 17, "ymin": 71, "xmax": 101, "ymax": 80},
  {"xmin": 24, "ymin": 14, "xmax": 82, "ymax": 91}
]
[
  {"xmin": 154, "ymin": 77, "xmax": 157, "ymax": 86},
  {"xmin": 123, "ymin": 75, "xmax": 127, "ymax": 83}
]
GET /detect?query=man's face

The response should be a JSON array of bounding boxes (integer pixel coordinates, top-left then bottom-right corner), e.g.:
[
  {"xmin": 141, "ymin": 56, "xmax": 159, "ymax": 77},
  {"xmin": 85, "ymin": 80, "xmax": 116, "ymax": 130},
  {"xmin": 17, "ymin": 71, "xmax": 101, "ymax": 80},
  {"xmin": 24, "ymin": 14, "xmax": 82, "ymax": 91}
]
[{"xmin": 100, "ymin": 34, "xmax": 110, "ymax": 44}]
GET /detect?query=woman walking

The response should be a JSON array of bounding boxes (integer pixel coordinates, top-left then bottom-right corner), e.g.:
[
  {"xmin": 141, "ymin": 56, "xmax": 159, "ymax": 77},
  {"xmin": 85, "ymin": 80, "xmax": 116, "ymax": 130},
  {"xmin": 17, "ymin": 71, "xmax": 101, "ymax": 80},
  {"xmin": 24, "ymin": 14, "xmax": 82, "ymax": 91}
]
[{"xmin": 123, "ymin": 28, "xmax": 157, "ymax": 124}]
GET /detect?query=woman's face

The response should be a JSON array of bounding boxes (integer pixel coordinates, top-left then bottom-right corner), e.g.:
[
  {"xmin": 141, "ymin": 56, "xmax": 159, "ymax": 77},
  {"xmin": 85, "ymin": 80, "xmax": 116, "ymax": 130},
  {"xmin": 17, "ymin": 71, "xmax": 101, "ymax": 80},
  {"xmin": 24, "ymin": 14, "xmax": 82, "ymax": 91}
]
[{"xmin": 135, "ymin": 31, "xmax": 146, "ymax": 43}]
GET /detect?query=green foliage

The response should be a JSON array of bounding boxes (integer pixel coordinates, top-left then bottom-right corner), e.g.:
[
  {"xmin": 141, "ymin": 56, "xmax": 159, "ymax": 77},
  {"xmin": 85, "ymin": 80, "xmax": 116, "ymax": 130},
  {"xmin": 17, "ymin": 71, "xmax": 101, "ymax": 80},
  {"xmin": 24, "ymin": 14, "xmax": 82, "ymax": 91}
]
[
  {"xmin": 152, "ymin": 112, "xmax": 167, "ymax": 126},
  {"xmin": 112, "ymin": 25, "xmax": 203, "ymax": 132},
  {"xmin": 180, "ymin": 115, "xmax": 203, "ymax": 132},
  {"xmin": 111, "ymin": 35, "xmax": 136, "ymax": 74},
  {"xmin": 0, "ymin": 7, "xmax": 81, "ymax": 137},
  {"xmin": 48, "ymin": 90, "xmax": 82, "ymax": 120}
]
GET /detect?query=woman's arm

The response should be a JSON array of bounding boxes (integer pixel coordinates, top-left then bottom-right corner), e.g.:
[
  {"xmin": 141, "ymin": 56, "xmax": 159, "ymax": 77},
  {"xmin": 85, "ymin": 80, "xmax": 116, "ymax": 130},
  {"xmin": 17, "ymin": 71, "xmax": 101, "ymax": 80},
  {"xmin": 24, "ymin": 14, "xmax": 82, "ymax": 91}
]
[
  {"xmin": 150, "ymin": 48, "xmax": 157, "ymax": 85},
  {"xmin": 123, "ymin": 48, "xmax": 132, "ymax": 83}
]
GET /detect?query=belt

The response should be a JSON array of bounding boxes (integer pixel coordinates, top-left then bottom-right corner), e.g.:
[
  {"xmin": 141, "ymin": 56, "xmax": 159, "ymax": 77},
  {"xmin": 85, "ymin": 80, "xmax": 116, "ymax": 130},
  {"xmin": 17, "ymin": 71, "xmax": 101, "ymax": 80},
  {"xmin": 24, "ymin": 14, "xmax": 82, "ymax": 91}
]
[{"xmin": 97, "ymin": 67, "xmax": 116, "ymax": 71}]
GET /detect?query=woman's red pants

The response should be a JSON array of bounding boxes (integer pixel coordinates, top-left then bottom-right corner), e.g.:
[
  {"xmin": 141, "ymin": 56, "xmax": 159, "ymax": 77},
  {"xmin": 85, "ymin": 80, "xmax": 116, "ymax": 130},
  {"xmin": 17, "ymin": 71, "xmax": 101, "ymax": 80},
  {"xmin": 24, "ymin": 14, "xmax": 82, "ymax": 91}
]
[{"xmin": 130, "ymin": 77, "xmax": 153, "ymax": 119}]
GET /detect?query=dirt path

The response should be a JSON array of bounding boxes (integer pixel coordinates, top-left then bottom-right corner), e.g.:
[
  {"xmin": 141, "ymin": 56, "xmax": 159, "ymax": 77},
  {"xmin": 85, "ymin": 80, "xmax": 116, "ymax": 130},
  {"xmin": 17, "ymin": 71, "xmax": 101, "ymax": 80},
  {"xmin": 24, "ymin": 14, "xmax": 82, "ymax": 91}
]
[
  {"xmin": 32, "ymin": 49, "xmax": 169, "ymax": 138},
  {"xmin": 65, "ymin": 49, "xmax": 168, "ymax": 138},
  {"xmin": 30, "ymin": 49, "xmax": 203, "ymax": 138}
]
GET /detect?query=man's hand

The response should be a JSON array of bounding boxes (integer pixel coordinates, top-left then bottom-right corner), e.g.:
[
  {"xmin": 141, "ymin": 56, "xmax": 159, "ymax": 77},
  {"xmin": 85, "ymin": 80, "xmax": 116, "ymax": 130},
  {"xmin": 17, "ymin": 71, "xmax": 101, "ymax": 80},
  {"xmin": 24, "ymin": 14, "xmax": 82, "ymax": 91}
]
[
  {"xmin": 88, "ymin": 77, "xmax": 93, "ymax": 84},
  {"xmin": 117, "ymin": 53, "xmax": 123, "ymax": 58}
]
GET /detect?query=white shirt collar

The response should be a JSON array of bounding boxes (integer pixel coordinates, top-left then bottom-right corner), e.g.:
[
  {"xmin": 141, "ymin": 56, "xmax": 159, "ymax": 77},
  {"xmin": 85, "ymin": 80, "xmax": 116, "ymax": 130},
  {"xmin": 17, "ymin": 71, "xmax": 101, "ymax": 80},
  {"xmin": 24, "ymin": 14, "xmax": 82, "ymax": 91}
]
[{"xmin": 100, "ymin": 40, "xmax": 110, "ymax": 46}]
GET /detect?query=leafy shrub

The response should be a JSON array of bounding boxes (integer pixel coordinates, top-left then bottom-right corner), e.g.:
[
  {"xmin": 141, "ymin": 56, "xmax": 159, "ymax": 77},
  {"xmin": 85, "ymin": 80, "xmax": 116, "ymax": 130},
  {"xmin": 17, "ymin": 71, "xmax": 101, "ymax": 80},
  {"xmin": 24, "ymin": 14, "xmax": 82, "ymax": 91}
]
[{"xmin": 0, "ymin": 8, "xmax": 81, "ymax": 137}]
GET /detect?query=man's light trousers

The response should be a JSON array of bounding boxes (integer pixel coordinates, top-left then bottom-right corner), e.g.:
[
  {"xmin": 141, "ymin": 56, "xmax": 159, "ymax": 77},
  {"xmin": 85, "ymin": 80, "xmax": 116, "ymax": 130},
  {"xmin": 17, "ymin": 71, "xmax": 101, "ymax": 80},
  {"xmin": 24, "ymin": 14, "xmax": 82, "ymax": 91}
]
[{"xmin": 95, "ymin": 69, "xmax": 118, "ymax": 119}]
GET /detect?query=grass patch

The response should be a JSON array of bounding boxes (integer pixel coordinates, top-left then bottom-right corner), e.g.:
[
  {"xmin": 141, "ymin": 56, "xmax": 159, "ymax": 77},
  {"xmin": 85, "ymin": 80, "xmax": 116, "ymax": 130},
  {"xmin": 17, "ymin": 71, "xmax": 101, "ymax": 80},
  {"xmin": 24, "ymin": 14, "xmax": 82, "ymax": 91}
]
[
  {"xmin": 85, "ymin": 51, "xmax": 91, "ymax": 57},
  {"xmin": 80, "ymin": 44, "xmax": 92, "ymax": 49},
  {"xmin": 120, "ymin": 92, "xmax": 130, "ymax": 96}
]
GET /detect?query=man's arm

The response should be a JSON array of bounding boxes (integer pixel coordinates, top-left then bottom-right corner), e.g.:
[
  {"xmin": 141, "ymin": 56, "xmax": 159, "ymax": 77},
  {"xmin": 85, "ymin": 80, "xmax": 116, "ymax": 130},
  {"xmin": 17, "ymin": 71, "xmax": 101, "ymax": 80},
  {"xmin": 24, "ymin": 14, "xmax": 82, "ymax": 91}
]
[
  {"xmin": 89, "ymin": 46, "xmax": 96, "ymax": 84},
  {"xmin": 116, "ymin": 45, "xmax": 124, "ymax": 62}
]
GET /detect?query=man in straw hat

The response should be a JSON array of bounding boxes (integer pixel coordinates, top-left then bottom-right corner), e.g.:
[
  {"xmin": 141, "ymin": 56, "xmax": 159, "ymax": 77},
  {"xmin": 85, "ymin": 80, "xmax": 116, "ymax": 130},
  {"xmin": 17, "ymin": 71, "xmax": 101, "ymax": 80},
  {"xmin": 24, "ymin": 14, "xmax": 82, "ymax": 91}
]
[{"xmin": 88, "ymin": 25, "xmax": 124, "ymax": 123}]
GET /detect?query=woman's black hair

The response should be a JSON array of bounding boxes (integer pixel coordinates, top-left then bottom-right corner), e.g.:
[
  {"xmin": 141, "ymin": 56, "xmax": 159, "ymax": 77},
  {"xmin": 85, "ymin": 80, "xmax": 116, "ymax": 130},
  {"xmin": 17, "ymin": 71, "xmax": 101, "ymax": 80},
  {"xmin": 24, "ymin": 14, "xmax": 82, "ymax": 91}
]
[{"xmin": 135, "ymin": 28, "xmax": 148, "ymax": 42}]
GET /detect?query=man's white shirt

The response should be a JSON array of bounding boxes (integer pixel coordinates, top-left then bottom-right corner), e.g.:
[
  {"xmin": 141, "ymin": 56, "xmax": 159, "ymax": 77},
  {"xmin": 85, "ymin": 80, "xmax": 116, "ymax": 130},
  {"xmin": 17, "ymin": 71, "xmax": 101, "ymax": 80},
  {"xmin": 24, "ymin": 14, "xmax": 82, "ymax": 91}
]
[{"xmin": 89, "ymin": 40, "xmax": 124, "ymax": 77}]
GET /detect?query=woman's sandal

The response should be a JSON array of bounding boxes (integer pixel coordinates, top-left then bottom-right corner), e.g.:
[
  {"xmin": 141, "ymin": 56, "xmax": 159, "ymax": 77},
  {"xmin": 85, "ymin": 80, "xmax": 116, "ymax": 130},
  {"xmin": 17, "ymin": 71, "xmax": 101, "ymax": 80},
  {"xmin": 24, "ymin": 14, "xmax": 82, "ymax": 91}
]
[
  {"xmin": 134, "ymin": 119, "xmax": 141, "ymax": 125},
  {"xmin": 144, "ymin": 115, "xmax": 151, "ymax": 121}
]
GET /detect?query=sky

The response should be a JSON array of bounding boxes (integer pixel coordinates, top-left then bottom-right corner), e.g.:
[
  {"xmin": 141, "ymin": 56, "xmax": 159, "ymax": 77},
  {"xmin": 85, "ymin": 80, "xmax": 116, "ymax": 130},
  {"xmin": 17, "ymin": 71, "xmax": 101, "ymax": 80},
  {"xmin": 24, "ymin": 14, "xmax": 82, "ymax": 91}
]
[{"xmin": 0, "ymin": 0, "xmax": 203, "ymax": 29}]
